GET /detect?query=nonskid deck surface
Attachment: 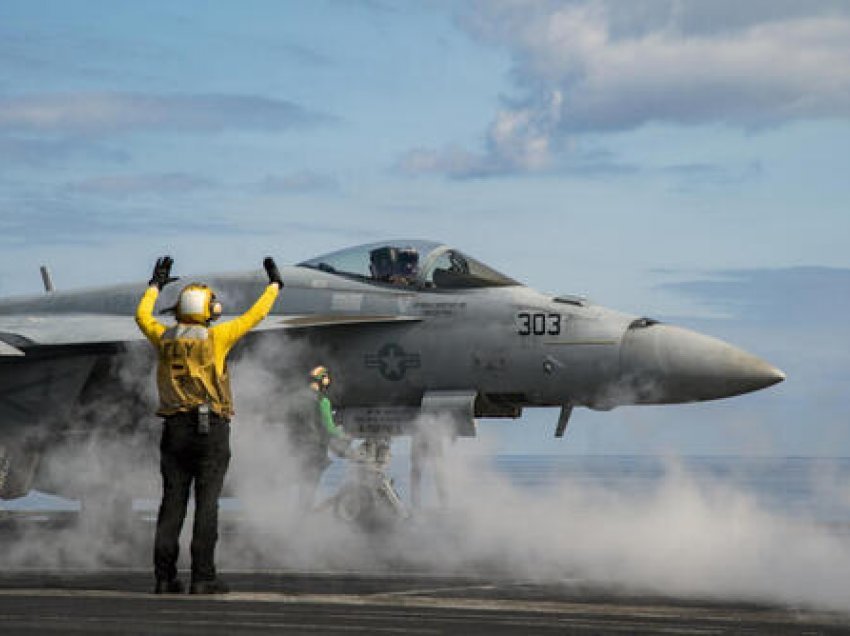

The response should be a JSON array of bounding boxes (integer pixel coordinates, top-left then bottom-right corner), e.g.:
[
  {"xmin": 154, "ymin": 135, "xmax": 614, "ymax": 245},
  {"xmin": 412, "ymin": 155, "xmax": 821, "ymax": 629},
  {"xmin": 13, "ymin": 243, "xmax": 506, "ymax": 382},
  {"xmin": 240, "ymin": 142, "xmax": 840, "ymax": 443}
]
[
  {"xmin": 2, "ymin": 511, "xmax": 850, "ymax": 634},
  {"xmin": 0, "ymin": 570, "xmax": 849, "ymax": 635}
]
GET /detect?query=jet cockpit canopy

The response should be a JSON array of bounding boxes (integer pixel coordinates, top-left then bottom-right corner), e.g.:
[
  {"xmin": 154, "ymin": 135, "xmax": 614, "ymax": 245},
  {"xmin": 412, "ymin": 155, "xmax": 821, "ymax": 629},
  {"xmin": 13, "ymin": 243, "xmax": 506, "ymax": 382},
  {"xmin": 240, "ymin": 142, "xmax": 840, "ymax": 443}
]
[{"xmin": 297, "ymin": 240, "xmax": 519, "ymax": 290}]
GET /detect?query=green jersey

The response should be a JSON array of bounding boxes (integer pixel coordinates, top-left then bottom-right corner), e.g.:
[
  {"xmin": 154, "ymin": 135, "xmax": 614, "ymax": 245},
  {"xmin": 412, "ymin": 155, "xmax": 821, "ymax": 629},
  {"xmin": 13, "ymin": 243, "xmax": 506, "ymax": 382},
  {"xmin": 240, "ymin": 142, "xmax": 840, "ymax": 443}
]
[{"xmin": 288, "ymin": 390, "xmax": 343, "ymax": 453}]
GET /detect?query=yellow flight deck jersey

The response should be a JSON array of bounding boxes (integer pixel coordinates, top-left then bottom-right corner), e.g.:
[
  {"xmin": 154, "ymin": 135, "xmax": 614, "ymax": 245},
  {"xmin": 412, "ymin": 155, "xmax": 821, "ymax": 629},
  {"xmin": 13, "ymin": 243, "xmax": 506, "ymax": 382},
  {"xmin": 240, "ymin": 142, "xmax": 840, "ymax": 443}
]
[{"xmin": 135, "ymin": 284, "xmax": 279, "ymax": 419}]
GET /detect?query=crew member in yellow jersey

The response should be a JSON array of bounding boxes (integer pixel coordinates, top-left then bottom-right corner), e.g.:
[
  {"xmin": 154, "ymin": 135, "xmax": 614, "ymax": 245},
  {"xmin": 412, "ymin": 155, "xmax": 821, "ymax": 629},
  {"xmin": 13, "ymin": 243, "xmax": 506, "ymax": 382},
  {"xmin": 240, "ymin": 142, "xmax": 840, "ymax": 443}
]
[{"xmin": 136, "ymin": 255, "xmax": 282, "ymax": 595}]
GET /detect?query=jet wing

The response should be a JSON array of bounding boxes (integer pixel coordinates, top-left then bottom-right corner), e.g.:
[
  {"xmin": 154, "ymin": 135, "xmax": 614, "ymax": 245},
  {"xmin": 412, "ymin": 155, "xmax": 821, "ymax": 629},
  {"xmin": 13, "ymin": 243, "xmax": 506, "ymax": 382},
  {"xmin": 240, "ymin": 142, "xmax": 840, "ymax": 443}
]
[
  {"xmin": 0, "ymin": 314, "xmax": 143, "ymax": 356},
  {"xmin": 0, "ymin": 313, "xmax": 421, "ymax": 357},
  {"xmin": 0, "ymin": 312, "xmax": 422, "ymax": 355}
]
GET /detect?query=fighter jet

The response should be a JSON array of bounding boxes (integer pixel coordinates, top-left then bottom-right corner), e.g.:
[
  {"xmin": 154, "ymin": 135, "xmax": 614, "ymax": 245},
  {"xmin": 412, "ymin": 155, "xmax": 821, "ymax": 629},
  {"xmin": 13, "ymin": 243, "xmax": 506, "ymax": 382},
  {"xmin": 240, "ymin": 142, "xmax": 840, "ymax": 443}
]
[{"xmin": 0, "ymin": 239, "xmax": 784, "ymax": 501}]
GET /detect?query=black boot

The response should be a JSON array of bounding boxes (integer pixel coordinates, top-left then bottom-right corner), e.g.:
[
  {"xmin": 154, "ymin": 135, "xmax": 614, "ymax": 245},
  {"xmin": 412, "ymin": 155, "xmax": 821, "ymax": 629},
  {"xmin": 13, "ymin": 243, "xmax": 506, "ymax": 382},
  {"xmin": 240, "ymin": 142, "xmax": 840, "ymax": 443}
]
[
  {"xmin": 154, "ymin": 579, "xmax": 184, "ymax": 594},
  {"xmin": 190, "ymin": 578, "xmax": 229, "ymax": 595}
]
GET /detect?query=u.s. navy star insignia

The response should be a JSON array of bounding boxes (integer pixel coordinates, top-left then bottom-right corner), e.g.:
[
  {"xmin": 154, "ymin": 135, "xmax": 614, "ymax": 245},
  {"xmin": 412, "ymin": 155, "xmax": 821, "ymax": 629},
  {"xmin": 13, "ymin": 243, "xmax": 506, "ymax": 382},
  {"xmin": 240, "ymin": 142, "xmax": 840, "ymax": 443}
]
[{"xmin": 364, "ymin": 343, "xmax": 421, "ymax": 381}]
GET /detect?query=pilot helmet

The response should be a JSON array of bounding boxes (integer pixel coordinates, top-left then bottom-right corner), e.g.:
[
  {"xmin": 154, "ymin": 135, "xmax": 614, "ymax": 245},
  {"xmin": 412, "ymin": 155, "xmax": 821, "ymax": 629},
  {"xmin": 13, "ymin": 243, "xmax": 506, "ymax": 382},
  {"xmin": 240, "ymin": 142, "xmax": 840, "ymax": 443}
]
[
  {"xmin": 369, "ymin": 246, "xmax": 396, "ymax": 281},
  {"xmin": 396, "ymin": 247, "xmax": 419, "ymax": 277},
  {"xmin": 176, "ymin": 283, "xmax": 222, "ymax": 325},
  {"xmin": 309, "ymin": 365, "xmax": 331, "ymax": 391}
]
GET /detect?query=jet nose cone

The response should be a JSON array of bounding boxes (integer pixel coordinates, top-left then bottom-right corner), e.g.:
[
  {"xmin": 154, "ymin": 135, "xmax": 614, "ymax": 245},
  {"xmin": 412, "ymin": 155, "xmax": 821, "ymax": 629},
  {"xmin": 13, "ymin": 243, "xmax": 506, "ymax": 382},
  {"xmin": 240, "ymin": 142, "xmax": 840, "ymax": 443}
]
[
  {"xmin": 620, "ymin": 324, "xmax": 785, "ymax": 404},
  {"xmin": 763, "ymin": 365, "xmax": 786, "ymax": 386}
]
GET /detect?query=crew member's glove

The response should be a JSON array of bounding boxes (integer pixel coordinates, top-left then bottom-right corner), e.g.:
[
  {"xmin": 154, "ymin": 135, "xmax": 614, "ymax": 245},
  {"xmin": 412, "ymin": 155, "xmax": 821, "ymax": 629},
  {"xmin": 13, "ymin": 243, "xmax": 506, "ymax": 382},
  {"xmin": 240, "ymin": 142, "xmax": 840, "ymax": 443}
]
[
  {"xmin": 263, "ymin": 256, "xmax": 284, "ymax": 288},
  {"xmin": 149, "ymin": 256, "xmax": 178, "ymax": 290}
]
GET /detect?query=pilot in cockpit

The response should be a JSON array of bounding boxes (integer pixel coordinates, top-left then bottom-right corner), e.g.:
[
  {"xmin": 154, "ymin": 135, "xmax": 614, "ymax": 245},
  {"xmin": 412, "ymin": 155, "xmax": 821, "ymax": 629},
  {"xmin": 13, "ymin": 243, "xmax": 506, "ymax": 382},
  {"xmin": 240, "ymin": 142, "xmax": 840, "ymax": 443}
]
[
  {"xmin": 395, "ymin": 247, "xmax": 419, "ymax": 284},
  {"xmin": 369, "ymin": 246, "xmax": 419, "ymax": 285}
]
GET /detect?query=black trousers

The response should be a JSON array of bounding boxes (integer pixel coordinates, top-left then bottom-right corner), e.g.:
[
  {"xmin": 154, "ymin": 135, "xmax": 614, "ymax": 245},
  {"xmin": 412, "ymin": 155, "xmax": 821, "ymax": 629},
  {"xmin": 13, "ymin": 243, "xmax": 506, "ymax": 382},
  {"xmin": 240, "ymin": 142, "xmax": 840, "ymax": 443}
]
[{"xmin": 154, "ymin": 412, "xmax": 231, "ymax": 583}]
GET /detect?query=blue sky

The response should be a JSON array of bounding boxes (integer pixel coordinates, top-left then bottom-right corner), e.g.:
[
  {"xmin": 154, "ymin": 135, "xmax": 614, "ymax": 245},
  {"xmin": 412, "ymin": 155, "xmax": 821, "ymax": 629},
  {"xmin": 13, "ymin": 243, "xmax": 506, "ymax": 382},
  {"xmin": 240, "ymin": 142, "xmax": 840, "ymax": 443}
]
[{"xmin": 1, "ymin": 0, "xmax": 849, "ymax": 455}]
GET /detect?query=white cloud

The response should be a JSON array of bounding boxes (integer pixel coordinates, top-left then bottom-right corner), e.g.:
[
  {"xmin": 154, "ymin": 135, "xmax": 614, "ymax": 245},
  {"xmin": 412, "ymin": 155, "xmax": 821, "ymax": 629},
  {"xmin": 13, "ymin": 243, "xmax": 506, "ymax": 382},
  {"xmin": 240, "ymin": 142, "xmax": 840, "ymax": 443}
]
[
  {"xmin": 0, "ymin": 92, "xmax": 330, "ymax": 136},
  {"xmin": 0, "ymin": 136, "xmax": 130, "ymax": 167},
  {"xmin": 66, "ymin": 173, "xmax": 215, "ymax": 197},
  {"xmin": 257, "ymin": 171, "xmax": 340, "ymax": 194},
  {"xmin": 403, "ymin": 0, "xmax": 850, "ymax": 177}
]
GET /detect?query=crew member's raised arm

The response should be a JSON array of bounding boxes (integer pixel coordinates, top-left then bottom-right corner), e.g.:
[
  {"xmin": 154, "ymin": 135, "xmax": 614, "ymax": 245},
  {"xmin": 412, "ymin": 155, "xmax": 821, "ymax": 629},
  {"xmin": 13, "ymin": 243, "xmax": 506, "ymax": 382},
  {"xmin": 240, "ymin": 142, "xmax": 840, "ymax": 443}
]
[
  {"xmin": 214, "ymin": 257, "xmax": 283, "ymax": 351},
  {"xmin": 135, "ymin": 256, "xmax": 177, "ymax": 346}
]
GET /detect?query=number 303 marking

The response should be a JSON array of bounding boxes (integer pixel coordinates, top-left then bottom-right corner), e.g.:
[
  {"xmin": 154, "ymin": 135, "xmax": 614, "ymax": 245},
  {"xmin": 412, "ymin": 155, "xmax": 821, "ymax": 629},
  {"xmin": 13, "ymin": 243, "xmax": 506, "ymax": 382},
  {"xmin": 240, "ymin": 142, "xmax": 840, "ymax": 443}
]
[{"xmin": 517, "ymin": 312, "xmax": 561, "ymax": 336}]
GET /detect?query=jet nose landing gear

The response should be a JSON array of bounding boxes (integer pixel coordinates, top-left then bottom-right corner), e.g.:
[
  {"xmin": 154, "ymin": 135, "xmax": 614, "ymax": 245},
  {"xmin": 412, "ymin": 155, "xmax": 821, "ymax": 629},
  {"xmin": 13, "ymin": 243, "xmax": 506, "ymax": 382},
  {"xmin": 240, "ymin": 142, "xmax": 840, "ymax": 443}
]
[{"xmin": 328, "ymin": 437, "xmax": 409, "ymax": 531}]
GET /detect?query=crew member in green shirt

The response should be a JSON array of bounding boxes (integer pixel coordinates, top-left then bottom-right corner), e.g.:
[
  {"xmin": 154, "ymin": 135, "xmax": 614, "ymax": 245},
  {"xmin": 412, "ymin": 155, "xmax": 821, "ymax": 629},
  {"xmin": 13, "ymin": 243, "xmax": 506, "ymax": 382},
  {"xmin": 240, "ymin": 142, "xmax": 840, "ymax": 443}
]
[{"xmin": 287, "ymin": 365, "xmax": 350, "ymax": 510}]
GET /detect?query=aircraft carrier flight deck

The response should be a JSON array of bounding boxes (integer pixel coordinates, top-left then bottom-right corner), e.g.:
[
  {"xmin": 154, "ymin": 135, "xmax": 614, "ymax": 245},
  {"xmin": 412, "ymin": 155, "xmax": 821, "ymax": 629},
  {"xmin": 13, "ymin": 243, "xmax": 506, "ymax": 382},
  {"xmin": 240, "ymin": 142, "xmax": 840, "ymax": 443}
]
[
  {"xmin": 2, "ymin": 509, "xmax": 849, "ymax": 636},
  {"xmin": 1, "ymin": 568, "xmax": 849, "ymax": 635}
]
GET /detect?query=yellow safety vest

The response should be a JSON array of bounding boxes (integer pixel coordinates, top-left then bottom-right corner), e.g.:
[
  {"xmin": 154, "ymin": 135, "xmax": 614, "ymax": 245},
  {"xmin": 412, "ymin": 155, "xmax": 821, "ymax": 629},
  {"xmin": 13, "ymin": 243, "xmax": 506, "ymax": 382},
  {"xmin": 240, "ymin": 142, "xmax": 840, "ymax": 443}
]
[
  {"xmin": 157, "ymin": 325, "xmax": 234, "ymax": 418},
  {"xmin": 135, "ymin": 283, "xmax": 279, "ymax": 419}
]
